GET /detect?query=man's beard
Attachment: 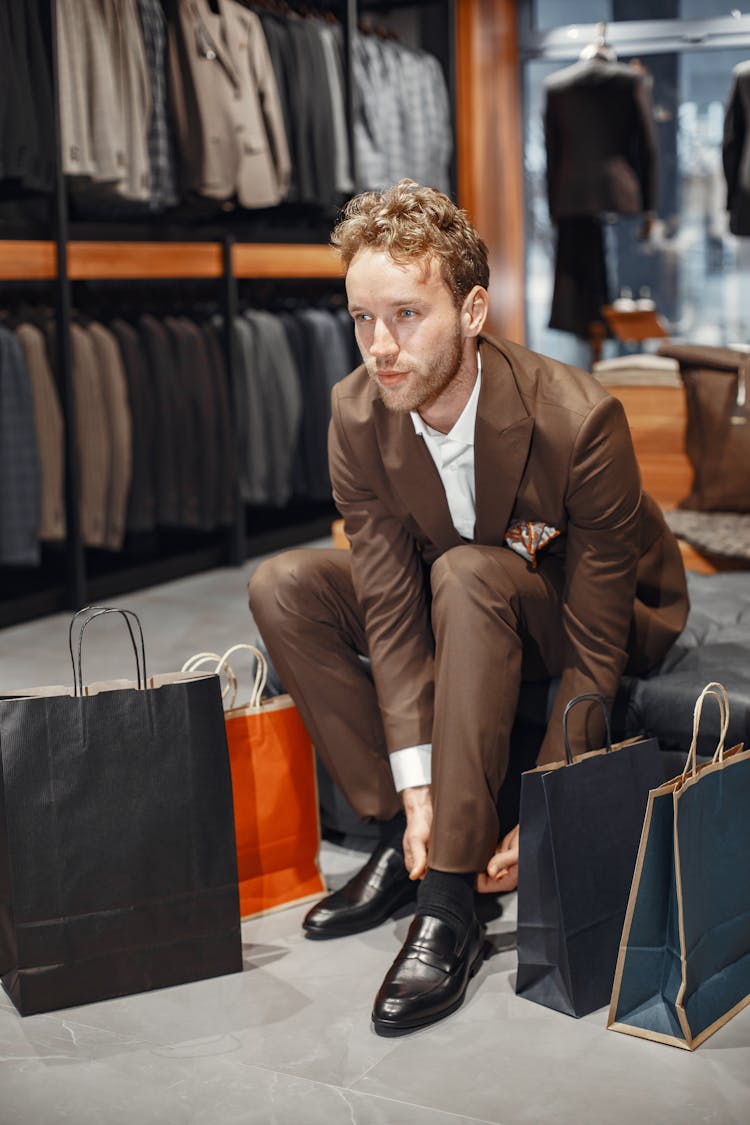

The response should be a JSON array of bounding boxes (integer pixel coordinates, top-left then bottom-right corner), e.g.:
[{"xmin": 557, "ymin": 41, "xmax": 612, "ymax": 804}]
[{"xmin": 368, "ymin": 328, "xmax": 464, "ymax": 415}]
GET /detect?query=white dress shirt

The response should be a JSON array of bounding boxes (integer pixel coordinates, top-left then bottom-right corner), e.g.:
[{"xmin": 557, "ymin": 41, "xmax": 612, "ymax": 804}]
[{"xmin": 388, "ymin": 357, "xmax": 482, "ymax": 792}]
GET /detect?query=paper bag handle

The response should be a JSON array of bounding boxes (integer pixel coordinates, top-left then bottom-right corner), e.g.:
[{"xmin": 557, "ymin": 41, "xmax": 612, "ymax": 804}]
[
  {"xmin": 180, "ymin": 651, "xmax": 239, "ymax": 704},
  {"xmin": 69, "ymin": 605, "xmax": 147, "ymax": 696},
  {"xmin": 562, "ymin": 692, "xmax": 612, "ymax": 765},
  {"xmin": 682, "ymin": 682, "xmax": 730, "ymax": 777},
  {"xmin": 214, "ymin": 643, "xmax": 268, "ymax": 709}
]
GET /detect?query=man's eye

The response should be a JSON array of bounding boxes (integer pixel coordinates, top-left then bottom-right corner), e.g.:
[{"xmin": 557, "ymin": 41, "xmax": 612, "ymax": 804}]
[
  {"xmin": 399, "ymin": 309, "xmax": 416, "ymax": 319},
  {"xmin": 354, "ymin": 313, "xmax": 372, "ymax": 323}
]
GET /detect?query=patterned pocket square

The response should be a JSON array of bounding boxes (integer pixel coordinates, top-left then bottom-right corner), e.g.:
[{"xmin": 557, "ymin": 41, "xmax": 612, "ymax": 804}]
[{"xmin": 504, "ymin": 520, "xmax": 561, "ymax": 567}]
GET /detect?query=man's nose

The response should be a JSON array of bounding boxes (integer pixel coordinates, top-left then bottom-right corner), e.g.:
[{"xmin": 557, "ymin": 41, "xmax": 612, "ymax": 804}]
[{"xmin": 369, "ymin": 319, "xmax": 397, "ymax": 357}]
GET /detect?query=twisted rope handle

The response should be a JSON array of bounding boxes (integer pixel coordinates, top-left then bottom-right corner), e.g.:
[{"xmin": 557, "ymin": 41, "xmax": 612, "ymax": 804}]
[
  {"xmin": 214, "ymin": 644, "xmax": 268, "ymax": 709},
  {"xmin": 181, "ymin": 652, "xmax": 239, "ymax": 706},
  {"xmin": 562, "ymin": 692, "xmax": 612, "ymax": 765},
  {"xmin": 69, "ymin": 605, "xmax": 147, "ymax": 696},
  {"xmin": 682, "ymin": 681, "xmax": 730, "ymax": 779}
]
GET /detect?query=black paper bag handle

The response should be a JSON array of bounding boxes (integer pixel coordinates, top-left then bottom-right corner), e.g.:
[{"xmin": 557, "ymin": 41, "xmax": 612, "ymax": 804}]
[
  {"xmin": 562, "ymin": 692, "xmax": 612, "ymax": 765},
  {"xmin": 68, "ymin": 605, "xmax": 148, "ymax": 696}
]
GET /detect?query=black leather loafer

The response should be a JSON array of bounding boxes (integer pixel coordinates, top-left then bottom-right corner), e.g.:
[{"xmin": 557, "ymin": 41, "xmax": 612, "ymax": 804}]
[
  {"xmin": 371, "ymin": 913, "xmax": 487, "ymax": 1035},
  {"xmin": 302, "ymin": 842, "xmax": 416, "ymax": 939}
]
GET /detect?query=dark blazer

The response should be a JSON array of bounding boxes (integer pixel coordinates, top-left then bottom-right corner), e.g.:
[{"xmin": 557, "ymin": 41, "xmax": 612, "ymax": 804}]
[
  {"xmin": 0, "ymin": 326, "xmax": 41, "ymax": 566},
  {"xmin": 723, "ymin": 60, "xmax": 750, "ymax": 237},
  {"xmin": 329, "ymin": 335, "xmax": 688, "ymax": 766},
  {"xmin": 3, "ymin": 0, "xmax": 54, "ymax": 193},
  {"xmin": 110, "ymin": 318, "xmax": 157, "ymax": 533},
  {"xmin": 164, "ymin": 316, "xmax": 202, "ymax": 528},
  {"xmin": 200, "ymin": 319, "xmax": 235, "ymax": 527},
  {"xmin": 177, "ymin": 317, "xmax": 220, "ymax": 530},
  {"xmin": 138, "ymin": 314, "xmax": 181, "ymax": 527},
  {"xmin": 544, "ymin": 58, "xmax": 658, "ymax": 221}
]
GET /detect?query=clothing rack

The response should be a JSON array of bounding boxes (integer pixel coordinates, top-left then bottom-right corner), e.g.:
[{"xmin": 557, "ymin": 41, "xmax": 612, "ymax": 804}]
[{"xmin": 0, "ymin": 0, "xmax": 458, "ymax": 628}]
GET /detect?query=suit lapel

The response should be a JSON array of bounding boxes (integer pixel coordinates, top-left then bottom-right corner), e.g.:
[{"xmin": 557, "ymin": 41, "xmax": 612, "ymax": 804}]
[
  {"xmin": 374, "ymin": 402, "xmax": 463, "ymax": 553},
  {"xmin": 473, "ymin": 340, "xmax": 534, "ymax": 546},
  {"xmin": 197, "ymin": 0, "xmax": 241, "ymax": 90}
]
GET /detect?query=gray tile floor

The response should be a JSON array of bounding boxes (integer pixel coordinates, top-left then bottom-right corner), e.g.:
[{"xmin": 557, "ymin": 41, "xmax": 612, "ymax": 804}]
[{"xmin": 1, "ymin": 549, "xmax": 749, "ymax": 1124}]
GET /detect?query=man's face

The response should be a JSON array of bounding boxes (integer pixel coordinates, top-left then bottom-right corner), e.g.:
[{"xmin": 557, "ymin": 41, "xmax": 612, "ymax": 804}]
[{"xmin": 346, "ymin": 249, "xmax": 465, "ymax": 414}]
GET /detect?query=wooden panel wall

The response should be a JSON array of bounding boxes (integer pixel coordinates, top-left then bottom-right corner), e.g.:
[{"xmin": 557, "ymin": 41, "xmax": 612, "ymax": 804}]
[{"xmin": 455, "ymin": 0, "xmax": 525, "ymax": 343}]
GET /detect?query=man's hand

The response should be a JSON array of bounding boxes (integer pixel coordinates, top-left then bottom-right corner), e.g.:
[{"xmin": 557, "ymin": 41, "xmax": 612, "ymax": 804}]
[
  {"xmin": 401, "ymin": 785, "xmax": 433, "ymax": 880},
  {"xmin": 475, "ymin": 823, "xmax": 519, "ymax": 893}
]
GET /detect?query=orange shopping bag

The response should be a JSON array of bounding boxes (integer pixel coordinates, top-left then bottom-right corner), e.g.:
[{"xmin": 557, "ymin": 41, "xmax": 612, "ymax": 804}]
[{"xmin": 183, "ymin": 645, "xmax": 324, "ymax": 919}]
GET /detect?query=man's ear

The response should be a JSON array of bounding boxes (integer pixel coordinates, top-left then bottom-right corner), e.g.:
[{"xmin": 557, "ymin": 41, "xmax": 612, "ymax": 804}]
[{"xmin": 461, "ymin": 286, "xmax": 489, "ymax": 338}]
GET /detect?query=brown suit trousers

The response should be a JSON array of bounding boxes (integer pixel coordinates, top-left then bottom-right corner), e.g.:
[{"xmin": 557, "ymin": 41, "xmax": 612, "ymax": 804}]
[{"xmin": 252, "ymin": 541, "xmax": 588, "ymax": 873}]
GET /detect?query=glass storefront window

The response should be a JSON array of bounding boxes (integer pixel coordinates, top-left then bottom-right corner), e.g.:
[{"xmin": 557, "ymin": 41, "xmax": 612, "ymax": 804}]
[{"xmin": 522, "ymin": 11, "xmax": 750, "ymax": 365}]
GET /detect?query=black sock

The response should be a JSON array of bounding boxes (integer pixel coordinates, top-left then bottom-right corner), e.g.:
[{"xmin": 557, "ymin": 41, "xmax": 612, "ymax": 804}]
[
  {"xmin": 417, "ymin": 868, "xmax": 475, "ymax": 936},
  {"xmin": 379, "ymin": 811, "xmax": 406, "ymax": 852}
]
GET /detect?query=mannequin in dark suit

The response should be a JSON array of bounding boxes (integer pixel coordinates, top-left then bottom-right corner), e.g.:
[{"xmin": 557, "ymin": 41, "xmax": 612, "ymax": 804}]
[
  {"xmin": 544, "ymin": 56, "xmax": 658, "ymax": 224},
  {"xmin": 544, "ymin": 53, "xmax": 659, "ymax": 337},
  {"xmin": 249, "ymin": 181, "xmax": 688, "ymax": 1035},
  {"xmin": 723, "ymin": 60, "xmax": 750, "ymax": 237}
]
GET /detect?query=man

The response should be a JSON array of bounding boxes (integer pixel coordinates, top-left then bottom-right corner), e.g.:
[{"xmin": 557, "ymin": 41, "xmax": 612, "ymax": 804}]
[{"xmin": 248, "ymin": 180, "xmax": 689, "ymax": 1036}]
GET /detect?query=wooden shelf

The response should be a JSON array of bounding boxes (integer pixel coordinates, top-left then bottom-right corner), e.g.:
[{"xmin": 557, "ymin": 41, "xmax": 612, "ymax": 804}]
[
  {"xmin": 67, "ymin": 241, "xmax": 224, "ymax": 279},
  {"xmin": 0, "ymin": 241, "xmax": 57, "ymax": 280},
  {"xmin": 232, "ymin": 242, "xmax": 343, "ymax": 279},
  {"xmin": 0, "ymin": 240, "xmax": 342, "ymax": 281}
]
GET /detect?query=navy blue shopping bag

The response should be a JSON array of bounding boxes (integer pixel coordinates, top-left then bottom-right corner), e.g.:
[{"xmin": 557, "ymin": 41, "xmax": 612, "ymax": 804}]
[
  {"xmin": 609, "ymin": 682, "xmax": 750, "ymax": 1049},
  {"xmin": 516, "ymin": 693, "xmax": 665, "ymax": 1018}
]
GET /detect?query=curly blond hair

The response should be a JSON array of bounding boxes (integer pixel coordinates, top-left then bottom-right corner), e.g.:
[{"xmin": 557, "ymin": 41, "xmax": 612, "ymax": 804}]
[{"xmin": 331, "ymin": 180, "xmax": 489, "ymax": 306}]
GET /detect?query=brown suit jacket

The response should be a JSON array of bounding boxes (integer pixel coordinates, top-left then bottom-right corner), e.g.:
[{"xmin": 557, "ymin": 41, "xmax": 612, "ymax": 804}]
[{"xmin": 328, "ymin": 335, "xmax": 688, "ymax": 765}]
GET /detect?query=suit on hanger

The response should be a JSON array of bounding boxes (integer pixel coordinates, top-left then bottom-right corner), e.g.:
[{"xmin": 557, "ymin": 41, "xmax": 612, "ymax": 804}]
[
  {"xmin": 176, "ymin": 317, "xmax": 220, "ymax": 530},
  {"xmin": 4, "ymin": 0, "xmax": 54, "ymax": 193},
  {"xmin": 169, "ymin": 0, "xmax": 291, "ymax": 207},
  {"xmin": 243, "ymin": 310, "xmax": 302, "ymax": 507},
  {"xmin": 69, "ymin": 323, "xmax": 111, "ymax": 549},
  {"xmin": 0, "ymin": 327, "xmax": 41, "ymax": 566},
  {"xmin": 16, "ymin": 323, "xmax": 66, "ymax": 543},
  {"xmin": 233, "ymin": 314, "xmax": 270, "ymax": 505},
  {"xmin": 163, "ymin": 316, "xmax": 202, "ymax": 528},
  {"xmin": 110, "ymin": 318, "xmax": 157, "ymax": 534},
  {"xmin": 107, "ymin": 0, "xmax": 152, "ymax": 203},
  {"xmin": 723, "ymin": 59, "xmax": 750, "ymax": 237},
  {"xmin": 57, "ymin": 0, "xmax": 126, "ymax": 186},
  {"xmin": 138, "ymin": 315, "xmax": 181, "ymax": 527},
  {"xmin": 252, "ymin": 336, "xmax": 688, "ymax": 871},
  {"xmin": 86, "ymin": 323, "xmax": 133, "ymax": 551},
  {"xmin": 137, "ymin": 0, "xmax": 179, "ymax": 209},
  {"xmin": 200, "ymin": 319, "xmax": 235, "ymax": 527},
  {"xmin": 544, "ymin": 58, "xmax": 658, "ymax": 222}
]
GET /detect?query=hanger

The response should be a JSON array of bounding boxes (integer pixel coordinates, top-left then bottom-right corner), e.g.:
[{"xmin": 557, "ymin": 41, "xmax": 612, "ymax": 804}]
[{"xmin": 579, "ymin": 21, "xmax": 617, "ymax": 63}]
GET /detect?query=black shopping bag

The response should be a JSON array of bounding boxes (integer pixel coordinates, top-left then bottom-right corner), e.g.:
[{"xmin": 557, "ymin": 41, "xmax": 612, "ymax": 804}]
[
  {"xmin": 516, "ymin": 693, "xmax": 665, "ymax": 1018},
  {"xmin": 609, "ymin": 682, "xmax": 750, "ymax": 1048},
  {"xmin": 0, "ymin": 606, "xmax": 242, "ymax": 1016}
]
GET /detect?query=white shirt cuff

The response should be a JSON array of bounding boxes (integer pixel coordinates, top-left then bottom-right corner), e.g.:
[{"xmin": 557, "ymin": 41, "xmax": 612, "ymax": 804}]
[{"xmin": 389, "ymin": 744, "xmax": 432, "ymax": 792}]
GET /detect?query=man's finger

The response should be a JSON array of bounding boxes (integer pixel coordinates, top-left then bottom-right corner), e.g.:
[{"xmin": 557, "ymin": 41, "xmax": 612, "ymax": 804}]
[
  {"xmin": 409, "ymin": 847, "xmax": 427, "ymax": 880},
  {"xmin": 488, "ymin": 846, "xmax": 519, "ymax": 878}
]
